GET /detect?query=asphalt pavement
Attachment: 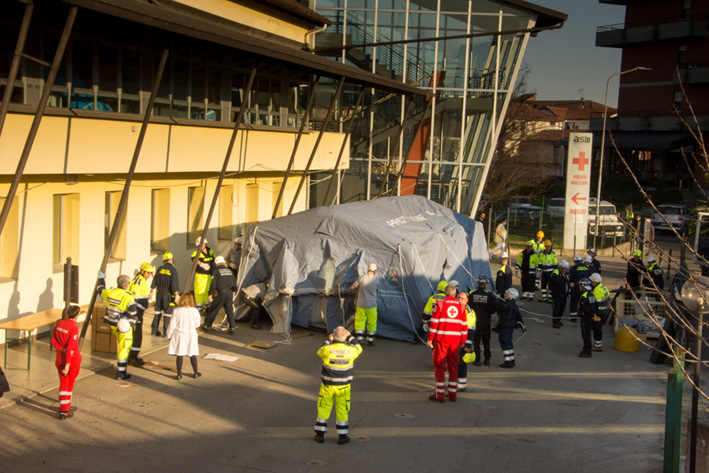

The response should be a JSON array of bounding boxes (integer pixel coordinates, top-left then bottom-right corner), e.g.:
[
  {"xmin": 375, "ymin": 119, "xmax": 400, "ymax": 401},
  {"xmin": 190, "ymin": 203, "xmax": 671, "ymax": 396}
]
[{"xmin": 0, "ymin": 251, "xmax": 699, "ymax": 473}]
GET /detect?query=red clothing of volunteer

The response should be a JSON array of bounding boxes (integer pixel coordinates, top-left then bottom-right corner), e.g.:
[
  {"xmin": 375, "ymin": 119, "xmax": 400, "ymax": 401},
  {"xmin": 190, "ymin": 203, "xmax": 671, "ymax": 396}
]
[
  {"xmin": 427, "ymin": 295, "xmax": 468, "ymax": 402},
  {"xmin": 52, "ymin": 318, "xmax": 82, "ymax": 416}
]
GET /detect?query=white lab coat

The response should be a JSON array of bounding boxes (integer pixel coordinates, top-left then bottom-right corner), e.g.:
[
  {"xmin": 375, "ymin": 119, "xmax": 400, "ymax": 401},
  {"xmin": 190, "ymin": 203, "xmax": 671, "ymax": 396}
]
[{"xmin": 167, "ymin": 307, "xmax": 201, "ymax": 357}]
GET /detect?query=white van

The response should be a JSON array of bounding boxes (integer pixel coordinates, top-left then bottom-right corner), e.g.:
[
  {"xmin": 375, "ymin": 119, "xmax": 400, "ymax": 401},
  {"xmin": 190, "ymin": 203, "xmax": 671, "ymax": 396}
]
[{"xmin": 587, "ymin": 198, "xmax": 623, "ymax": 237}]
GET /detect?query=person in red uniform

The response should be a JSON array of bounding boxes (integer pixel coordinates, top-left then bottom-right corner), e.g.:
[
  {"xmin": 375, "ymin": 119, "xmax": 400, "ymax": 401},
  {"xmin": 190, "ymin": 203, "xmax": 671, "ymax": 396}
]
[
  {"xmin": 426, "ymin": 284, "xmax": 468, "ymax": 403},
  {"xmin": 51, "ymin": 305, "xmax": 82, "ymax": 420}
]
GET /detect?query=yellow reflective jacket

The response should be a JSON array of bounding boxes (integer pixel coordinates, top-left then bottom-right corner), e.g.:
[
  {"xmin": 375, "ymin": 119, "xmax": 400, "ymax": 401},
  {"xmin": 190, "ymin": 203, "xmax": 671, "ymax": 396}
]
[
  {"xmin": 102, "ymin": 287, "xmax": 137, "ymax": 326},
  {"xmin": 317, "ymin": 337, "xmax": 363, "ymax": 386}
]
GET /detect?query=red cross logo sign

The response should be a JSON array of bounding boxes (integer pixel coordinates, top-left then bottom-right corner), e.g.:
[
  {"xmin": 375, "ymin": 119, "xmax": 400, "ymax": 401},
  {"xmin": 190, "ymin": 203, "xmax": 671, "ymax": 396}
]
[
  {"xmin": 447, "ymin": 306, "xmax": 459, "ymax": 318},
  {"xmin": 572, "ymin": 152, "xmax": 588, "ymax": 171}
]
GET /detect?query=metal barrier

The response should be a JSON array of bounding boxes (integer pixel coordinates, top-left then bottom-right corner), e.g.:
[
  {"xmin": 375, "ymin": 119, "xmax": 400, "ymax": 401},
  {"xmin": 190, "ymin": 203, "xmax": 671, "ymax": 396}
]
[{"xmin": 614, "ymin": 290, "xmax": 670, "ymax": 338}]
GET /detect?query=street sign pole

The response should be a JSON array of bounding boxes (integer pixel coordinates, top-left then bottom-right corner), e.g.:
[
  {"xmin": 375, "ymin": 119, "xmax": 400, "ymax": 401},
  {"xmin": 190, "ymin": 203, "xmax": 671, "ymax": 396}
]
[{"xmin": 563, "ymin": 133, "xmax": 593, "ymax": 251}]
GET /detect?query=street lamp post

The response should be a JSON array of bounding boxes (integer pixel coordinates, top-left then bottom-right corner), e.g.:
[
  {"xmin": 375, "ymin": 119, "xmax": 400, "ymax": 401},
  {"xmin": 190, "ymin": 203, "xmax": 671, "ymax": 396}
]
[{"xmin": 592, "ymin": 66, "xmax": 651, "ymax": 249}]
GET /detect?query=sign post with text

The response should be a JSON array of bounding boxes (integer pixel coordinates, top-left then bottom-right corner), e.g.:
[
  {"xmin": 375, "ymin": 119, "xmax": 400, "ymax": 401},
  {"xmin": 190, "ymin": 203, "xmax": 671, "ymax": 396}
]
[{"xmin": 563, "ymin": 133, "xmax": 593, "ymax": 252}]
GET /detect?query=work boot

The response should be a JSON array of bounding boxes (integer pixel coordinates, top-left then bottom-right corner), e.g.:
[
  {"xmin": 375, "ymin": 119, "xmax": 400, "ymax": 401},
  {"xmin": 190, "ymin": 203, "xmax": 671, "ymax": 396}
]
[
  {"xmin": 499, "ymin": 361, "xmax": 515, "ymax": 368},
  {"xmin": 552, "ymin": 323, "xmax": 560, "ymax": 329},
  {"xmin": 116, "ymin": 373, "xmax": 132, "ymax": 381},
  {"xmin": 578, "ymin": 350, "xmax": 592, "ymax": 358},
  {"xmin": 592, "ymin": 346, "xmax": 603, "ymax": 352},
  {"xmin": 338, "ymin": 435, "xmax": 350, "ymax": 445},
  {"xmin": 483, "ymin": 358, "xmax": 490, "ymax": 366},
  {"xmin": 59, "ymin": 411, "xmax": 74, "ymax": 420},
  {"xmin": 428, "ymin": 395, "xmax": 444, "ymax": 404},
  {"xmin": 367, "ymin": 341, "xmax": 374, "ymax": 347},
  {"xmin": 472, "ymin": 359, "xmax": 481, "ymax": 367},
  {"xmin": 227, "ymin": 328, "xmax": 235, "ymax": 335},
  {"xmin": 314, "ymin": 434, "xmax": 324, "ymax": 444},
  {"xmin": 250, "ymin": 324, "xmax": 262, "ymax": 330},
  {"xmin": 129, "ymin": 355, "xmax": 146, "ymax": 367},
  {"xmin": 199, "ymin": 325, "xmax": 211, "ymax": 332},
  {"xmin": 569, "ymin": 318, "xmax": 578, "ymax": 323}
]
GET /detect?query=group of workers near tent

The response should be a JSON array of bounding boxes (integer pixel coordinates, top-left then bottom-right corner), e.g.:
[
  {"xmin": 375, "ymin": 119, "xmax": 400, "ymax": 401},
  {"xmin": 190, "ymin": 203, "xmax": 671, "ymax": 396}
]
[{"xmin": 49, "ymin": 227, "xmax": 666, "ymax": 444}]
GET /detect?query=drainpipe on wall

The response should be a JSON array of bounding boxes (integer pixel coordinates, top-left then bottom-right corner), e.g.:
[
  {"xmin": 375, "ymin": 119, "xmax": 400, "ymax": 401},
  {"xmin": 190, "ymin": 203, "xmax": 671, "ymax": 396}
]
[{"xmin": 304, "ymin": 24, "xmax": 327, "ymax": 51}]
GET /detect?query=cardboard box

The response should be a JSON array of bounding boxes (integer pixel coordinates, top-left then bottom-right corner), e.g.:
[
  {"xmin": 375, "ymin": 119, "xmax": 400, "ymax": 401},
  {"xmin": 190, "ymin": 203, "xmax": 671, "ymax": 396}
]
[
  {"xmin": 91, "ymin": 330, "xmax": 117, "ymax": 354},
  {"xmin": 91, "ymin": 303, "xmax": 116, "ymax": 353}
]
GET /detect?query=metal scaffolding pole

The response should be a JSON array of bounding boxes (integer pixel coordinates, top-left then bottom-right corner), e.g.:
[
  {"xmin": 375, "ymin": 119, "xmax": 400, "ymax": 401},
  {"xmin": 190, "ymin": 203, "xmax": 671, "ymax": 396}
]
[
  {"xmin": 322, "ymin": 86, "xmax": 364, "ymax": 207},
  {"xmin": 378, "ymin": 96, "xmax": 414, "ymax": 198},
  {"xmin": 272, "ymin": 77, "xmax": 319, "ymax": 219},
  {"xmin": 184, "ymin": 67, "xmax": 258, "ymax": 293},
  {"xmin": 79, "ymin": 48, "xmax": 170, "ymax": 345},
  {"xmin": 0, "ymin": 5, "xmax": 76, "ymax": 239},
  {"xmin": 287, "ymin": 76, "xmax": 346, "ymax": 216},
  {"xmin": 0, "ymin": 2, "xmax": 33, "ymax": 136}
]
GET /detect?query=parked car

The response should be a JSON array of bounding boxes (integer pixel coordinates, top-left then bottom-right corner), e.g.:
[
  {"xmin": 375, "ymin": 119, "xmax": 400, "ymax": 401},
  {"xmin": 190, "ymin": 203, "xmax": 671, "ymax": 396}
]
[
  {"xmin": 546, "ymin": 198, "xmax": 565, "ymax": 219},
  {"xmin": 509, "ymin": 196, "xmax": 533, "ymax": 208},
  {"xmin": 651, "ymin": 204, "xmax": 689, "ymax": 232},
  {"xmin": 587, "ymin": 199, "xmax": 623, "ymax": 238},
  {"xmin": 498, "ymin": 206, "xmax": 559, "ymax": 226}
]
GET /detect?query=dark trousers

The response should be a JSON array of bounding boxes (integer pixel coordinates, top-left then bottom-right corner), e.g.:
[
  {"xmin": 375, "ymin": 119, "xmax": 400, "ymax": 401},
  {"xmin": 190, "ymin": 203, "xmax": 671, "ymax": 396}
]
[
  {"xmin": 521, "ymin": 270, "xmax": 533, "ymax": 293},
  {"xmin": 581, "ymin": 316, "xmax": 593, "ymax": 352},
  {"xmin": 569, "ymin": 286, "xmax": 581, "ymax": 317},
  {"xmin": 498, "ymin": 326, "xmax": 515, "ymax": 362},
  {"xmin": 130, "ymin": 300, "xmax": 147, "ymax": 356},
  {"xmin": 152, "ymin": 292, "xmax": 174, "ymax": 335},
  {"xmin": 204, "ymin": 290, "xmax": 235, "ymax": 328},
  {"xmin": 592, "ymin": 314, "xmax": 609, "ymax": 345},
  {"xmin": 552, "ymin": 296, "xmax": 567, "ymax": 325},
  {"xmin": 473, "ymin": 322, "xmax": 491, "ymax": 361},
  {"xmin": 541, "ymin": 272, "xmax": 551, "ymax": 292}
]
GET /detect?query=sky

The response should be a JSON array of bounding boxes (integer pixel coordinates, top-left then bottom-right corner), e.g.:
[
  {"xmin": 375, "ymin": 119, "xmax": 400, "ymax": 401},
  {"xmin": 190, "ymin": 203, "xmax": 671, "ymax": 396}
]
[{"xmin": 520, "ymin": 0, "xmax": 626, "ymax": 107}]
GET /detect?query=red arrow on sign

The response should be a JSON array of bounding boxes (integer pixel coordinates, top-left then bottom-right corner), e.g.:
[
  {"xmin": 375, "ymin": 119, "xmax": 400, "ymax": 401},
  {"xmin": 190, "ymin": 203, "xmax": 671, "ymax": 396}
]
[{"xmin": 571, "ymin": 192, "xmax": 587, "ymax": 206}]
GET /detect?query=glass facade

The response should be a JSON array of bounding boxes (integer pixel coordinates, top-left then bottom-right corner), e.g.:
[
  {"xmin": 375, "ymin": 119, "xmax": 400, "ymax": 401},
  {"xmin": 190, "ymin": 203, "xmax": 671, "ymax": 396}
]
[{"xmin": 313, "ymin": 0, "xmax": 535, "ymax": 215}]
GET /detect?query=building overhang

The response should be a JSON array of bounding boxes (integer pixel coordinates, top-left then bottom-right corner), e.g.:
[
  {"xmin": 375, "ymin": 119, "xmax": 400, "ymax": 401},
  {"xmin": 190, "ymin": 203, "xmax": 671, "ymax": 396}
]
[{"xmin": 63, "ymin": 0, "xmax": 429, "ymax": 96}]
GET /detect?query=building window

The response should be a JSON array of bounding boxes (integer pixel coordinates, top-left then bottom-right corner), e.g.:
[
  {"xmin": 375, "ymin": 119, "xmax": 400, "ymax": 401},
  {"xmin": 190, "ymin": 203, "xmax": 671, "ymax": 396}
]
[
  {"xmin": 246, "ymin": 183, "xmax": 260, "ymax": 225},
  {"xmin": 678, "ymin": 45, "xmax": 687, "ymax": 66},
  {"xmin": 151, "ymin": 189, "xmax": 170, "ymax": 252},
  {"xmin": 674, "ymin": 90, "xmax": 684, "ymax": 104},
  {"xmin": 187, "ymin": 186, "xmax": 205, "ymax": 246},
  {"xmin": 218, "ymin": 185, "xmax": 233, "ymax": 240},
  {"xmin": 104, "ymin": 191, "xmax": 127, "ymax": 261},
  {"xmin": 0, "ymin": 197, "xmax": 19, "ymax": 280},
  {"xmin": 53, "ymin": 194, "xmax": 80, "ymax": 268}
]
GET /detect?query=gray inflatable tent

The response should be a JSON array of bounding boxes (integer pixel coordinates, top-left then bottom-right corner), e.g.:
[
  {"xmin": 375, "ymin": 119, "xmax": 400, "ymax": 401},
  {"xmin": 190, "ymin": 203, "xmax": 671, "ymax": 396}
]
[{"xmin": 235, "ymin": 195, "xmax": 492, "ymax": 341}]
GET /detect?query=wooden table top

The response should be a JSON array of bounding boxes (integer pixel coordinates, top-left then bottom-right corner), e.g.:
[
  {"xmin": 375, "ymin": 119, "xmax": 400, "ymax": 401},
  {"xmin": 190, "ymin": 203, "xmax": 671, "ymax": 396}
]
[{"xmin": 0, "ymin": 307, "xmax": 86, "ymax": 331}]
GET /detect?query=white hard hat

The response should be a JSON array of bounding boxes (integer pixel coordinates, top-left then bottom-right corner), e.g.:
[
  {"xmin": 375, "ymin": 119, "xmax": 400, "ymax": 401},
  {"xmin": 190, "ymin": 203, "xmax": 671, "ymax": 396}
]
[
  {"xmin": 500, "ymin": 252, "xmax": 509, "ymax": 259},
  {"xmin": 583, "ymin": 255, "xmax": 593, "ymax": 264},
  {"xmin": 590, "ymin": 273, "xmax": 602, "ymax": 284},
  {"xmin": 368, "ymin": 263, "xmax": 377, "ymax": 272},
  {"xmin": 117, "ymin": 318, "xmax": 131, "ymax": 334},
  {"xmin": 559, "ymin": 260, "xmax": 570, "ymax": 269},
  {"xmin": 588, "ymin": 248, "xmax": 597, "ymax": 256},
  {"xmin": 574, "ymin": 254, "xmax": 582, "ymax": 262},
  {"xmin": 235, "ymin": 237, "xmax": 243, "ymax": 245},
  {"xmin": 449, "ymin": 280, "xmax": 459, "ymax": 288},
  {"xmin": 506, "ymin": 288, "xmax": 519, "ymax": 300},
  {"xmin": 196, "ymin": 236, "xmax": 207, "ymax": 246},
  {"xmin": 215, "ymin": 256, "xmax": 226, "ymax": 265},
  {"xmin": 647, "ymin": 256, "xmax": 656, "ymax": 263}
]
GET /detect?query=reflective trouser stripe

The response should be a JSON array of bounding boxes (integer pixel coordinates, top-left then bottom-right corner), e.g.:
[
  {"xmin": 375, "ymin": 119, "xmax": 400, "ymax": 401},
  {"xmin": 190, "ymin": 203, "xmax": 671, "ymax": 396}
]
[
  {"xmin": 503, "ymin": 349, "xmax": 514, "ymax": 361},
  {"xmin": 111, "ymin": 326, "xmax": 133, "ymax": 375},
  {"xmin": 315, "ymin": 383, "xmax": 351, "ymax": 435},
  {"xmin": 354, "ymin": 306, "xmax": 377, "ymax": 340},
  {"xmin": 57, "ymin": 358, "xmax": 80, "ymax": 413}
]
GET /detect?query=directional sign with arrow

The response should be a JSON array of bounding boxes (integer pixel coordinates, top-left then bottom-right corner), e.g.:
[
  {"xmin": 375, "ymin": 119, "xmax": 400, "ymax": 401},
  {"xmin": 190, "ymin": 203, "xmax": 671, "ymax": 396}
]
[{"xmin": 563, "ymin": 133, "xmax": 593, "ymax": 251}]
